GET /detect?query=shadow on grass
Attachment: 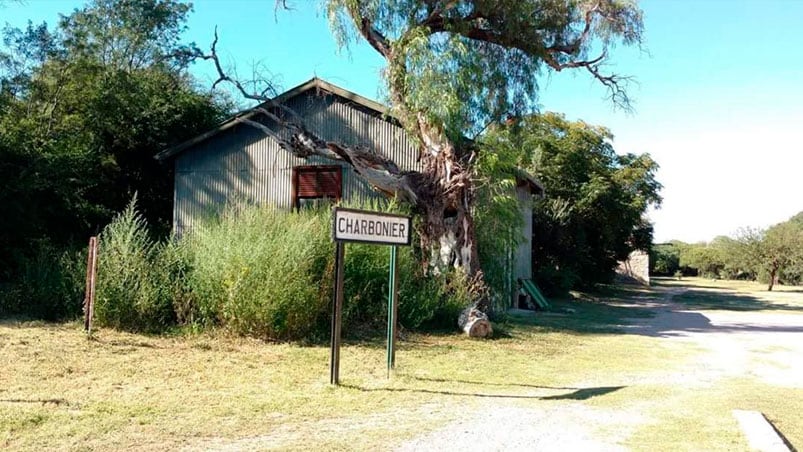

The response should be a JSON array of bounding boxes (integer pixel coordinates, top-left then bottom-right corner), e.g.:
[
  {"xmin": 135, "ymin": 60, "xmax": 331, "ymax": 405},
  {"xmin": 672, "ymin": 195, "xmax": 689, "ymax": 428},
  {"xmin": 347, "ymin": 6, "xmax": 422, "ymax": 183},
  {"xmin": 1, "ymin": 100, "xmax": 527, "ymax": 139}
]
[
  {"xmin": 621, "ymin": 310, "xmax": 803, "ymax": 338},
  {"xmin": 504, "ymin": 296, "xmax": 657, "ymax": 336},
  {"xmin": 0, "ymin": 398, "xmax": 70, "ymax": 406},
  {"xmin": 406, "ymin": 375, "xmax": 578, "ymax": 390},
  {"xmin": 653, "ymin": 277, "xmax": 803, "ymax": 294},
  {"xmin": 671, "ymin": 289, "xmax": 803, "ymax": 313},
  {"xmin": 539, "ymin": 386, "xmax": 625, "ymax": 400},
  {"xmin": 503, "ymin": 282, "xmax": 803, "ymax": 339},
  {"xmin": 340, "ymin": 383, "xmax": 625, "ymax": 401}
]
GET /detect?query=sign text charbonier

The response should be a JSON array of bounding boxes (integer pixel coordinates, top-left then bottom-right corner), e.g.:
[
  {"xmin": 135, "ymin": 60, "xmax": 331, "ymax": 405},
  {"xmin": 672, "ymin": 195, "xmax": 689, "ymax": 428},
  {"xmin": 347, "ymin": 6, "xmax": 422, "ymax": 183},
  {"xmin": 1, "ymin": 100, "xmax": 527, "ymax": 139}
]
[{"xmin": 332, "ymin": 208, "xmax": 412, "ymax": 246}]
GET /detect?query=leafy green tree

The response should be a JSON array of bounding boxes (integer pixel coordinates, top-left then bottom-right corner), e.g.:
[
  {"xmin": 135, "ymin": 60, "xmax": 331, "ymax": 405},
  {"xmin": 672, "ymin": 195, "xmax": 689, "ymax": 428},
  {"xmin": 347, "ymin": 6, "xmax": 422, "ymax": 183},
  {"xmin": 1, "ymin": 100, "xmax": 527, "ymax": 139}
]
[
  {"xmin": 651, "ymin": 243, "xmax": 680, "ymax": 276},
  {"xmin": 679, "ymin": 242, "xmax": 726, "ymax": 278},
  {"xmin": 0, "ymin": 0, "xmax": 227, "ymax": 281},
  {"xmin": 668, "ymin": 214, "xmax": 802, "ymax": 289},
  {"xmin": 206, "ymin": 0, "xmax": 645, "ymax": 307},
  {"xmin": 761, "ymin": 220, "xmax": 803, "ymax": 290},
  {"xmin": 483, "ymin": 112, "xmax": 661, "ymax": 292}
]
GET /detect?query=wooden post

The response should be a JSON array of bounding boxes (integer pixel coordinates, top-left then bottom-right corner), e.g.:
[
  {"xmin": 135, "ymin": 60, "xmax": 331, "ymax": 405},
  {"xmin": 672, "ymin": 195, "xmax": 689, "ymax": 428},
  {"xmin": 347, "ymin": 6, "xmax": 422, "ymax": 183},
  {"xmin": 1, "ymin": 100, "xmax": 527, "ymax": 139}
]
[
  {"xmin": 387, "ymin": 245, "xmax": 398, "ymax": 376},
  {"xmin": 83, "ymin": 236, "xmax": 98, "ymax": 334},
  {"xmin": 329, "ymin": 241, "xmax": 345, "ymax": 385}
]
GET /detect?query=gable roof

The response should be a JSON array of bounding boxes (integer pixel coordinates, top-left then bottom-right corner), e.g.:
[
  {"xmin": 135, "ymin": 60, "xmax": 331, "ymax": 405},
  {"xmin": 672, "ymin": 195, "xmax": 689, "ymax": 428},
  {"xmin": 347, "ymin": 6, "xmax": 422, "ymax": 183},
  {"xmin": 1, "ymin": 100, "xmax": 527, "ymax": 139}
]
[
  {"xmin": 154, "ymin": 77, "xmax": 544, "ymax": 195},
  {"xmin": 154, "ymin": 77, "xmax": 391, "ymax": 161}
]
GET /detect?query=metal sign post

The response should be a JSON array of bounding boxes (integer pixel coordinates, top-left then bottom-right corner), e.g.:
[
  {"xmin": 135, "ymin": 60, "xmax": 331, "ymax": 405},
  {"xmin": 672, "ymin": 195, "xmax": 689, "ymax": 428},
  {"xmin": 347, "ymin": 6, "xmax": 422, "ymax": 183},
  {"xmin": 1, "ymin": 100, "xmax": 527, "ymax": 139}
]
[
  {"xmin": 386, "ymin": 245, "xmax": 398, "ymax": 376},
  {"xmin": 330, "ymin": 208, "xmax": 411, "ymax": 385},
  {"xmin": 330, "ymin": 241, "xmax": 345, "ymax": 385}
]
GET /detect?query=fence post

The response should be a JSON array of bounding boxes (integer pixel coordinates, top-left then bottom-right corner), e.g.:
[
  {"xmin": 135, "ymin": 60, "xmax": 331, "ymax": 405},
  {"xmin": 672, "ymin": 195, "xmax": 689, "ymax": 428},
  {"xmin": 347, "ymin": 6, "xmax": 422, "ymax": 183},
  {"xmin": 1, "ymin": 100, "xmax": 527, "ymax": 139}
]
[{"xmin": 83, "ymin": 236, "xmax": 98, "ymax": 334}]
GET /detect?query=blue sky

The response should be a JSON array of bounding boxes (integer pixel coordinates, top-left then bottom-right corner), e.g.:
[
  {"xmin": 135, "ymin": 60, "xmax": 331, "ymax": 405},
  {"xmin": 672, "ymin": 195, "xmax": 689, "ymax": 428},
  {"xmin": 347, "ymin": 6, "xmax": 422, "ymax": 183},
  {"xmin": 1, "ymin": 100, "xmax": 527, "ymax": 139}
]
[{"xmin": 3, "ymin": 0, "xmax": 802, "ymax": 243}]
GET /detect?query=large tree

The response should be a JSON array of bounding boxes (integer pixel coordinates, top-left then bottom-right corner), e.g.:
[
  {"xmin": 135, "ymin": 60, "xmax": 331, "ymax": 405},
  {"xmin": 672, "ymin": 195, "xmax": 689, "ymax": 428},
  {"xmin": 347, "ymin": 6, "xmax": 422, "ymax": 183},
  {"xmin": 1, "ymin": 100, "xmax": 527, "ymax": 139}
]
[
  {"xmin": 204, "ymin": 0, "xmax": 644, "ymax": 309},
  {"xmin": 0, "ymin": 0, "xmax": 227, "ymax": 277},
  {"xmin": 761, "ymin": 220, "xmax": 803, "ymax": 291},
  {"xmin": 485, "ymin": 112, "xmax": 660, "ymax": 291}
]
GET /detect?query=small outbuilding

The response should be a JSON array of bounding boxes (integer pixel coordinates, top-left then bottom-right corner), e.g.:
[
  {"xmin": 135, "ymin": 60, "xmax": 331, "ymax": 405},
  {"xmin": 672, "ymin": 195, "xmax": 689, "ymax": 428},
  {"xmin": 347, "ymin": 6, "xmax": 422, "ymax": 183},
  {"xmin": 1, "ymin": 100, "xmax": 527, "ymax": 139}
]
[
  {"xmin": 616, "ymin": 250, "xmax": 651, "ymax": 286},
  {"xmin": 155, "ymin": 77, "xmax": 543, "ymax": 305}
]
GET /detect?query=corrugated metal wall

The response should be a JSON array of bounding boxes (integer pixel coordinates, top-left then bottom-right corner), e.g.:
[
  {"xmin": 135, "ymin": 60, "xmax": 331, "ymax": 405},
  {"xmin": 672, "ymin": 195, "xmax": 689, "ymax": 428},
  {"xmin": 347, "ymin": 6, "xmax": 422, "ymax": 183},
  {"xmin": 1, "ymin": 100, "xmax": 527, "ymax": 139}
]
[{"xmin": 173, "ymin": 90, "xmax": 420, "ymax": 234}]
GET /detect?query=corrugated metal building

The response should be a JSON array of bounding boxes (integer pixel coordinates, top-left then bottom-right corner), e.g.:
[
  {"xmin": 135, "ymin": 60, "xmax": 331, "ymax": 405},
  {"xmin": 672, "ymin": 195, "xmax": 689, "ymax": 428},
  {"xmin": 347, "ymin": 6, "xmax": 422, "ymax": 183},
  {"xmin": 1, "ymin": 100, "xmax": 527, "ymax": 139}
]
[
  {"xmin": 156, "ymin": 78, "xmax": 420, "ymax": 234},
  {"xmin": 156, "ymin": 78, "xmax": 542, "ymax": 305}
]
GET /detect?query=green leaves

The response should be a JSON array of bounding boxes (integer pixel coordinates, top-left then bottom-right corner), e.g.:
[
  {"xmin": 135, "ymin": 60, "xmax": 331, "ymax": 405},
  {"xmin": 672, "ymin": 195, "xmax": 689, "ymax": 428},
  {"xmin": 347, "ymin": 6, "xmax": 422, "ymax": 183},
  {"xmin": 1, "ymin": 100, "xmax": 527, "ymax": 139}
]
[
  {"xmin": 327, "ymin": 0, "xmax": 645, "ymax": 135},
  {"xmin": 485, "ymin": 112, "xmax": 661, "ymax": 292},
  {"xmin": 0, "ymin": 0, "xmax": 227, "ymax": 290},
  {"xmin": 665, "ymin": 215, "xmax": 803, "ymax": 287}
]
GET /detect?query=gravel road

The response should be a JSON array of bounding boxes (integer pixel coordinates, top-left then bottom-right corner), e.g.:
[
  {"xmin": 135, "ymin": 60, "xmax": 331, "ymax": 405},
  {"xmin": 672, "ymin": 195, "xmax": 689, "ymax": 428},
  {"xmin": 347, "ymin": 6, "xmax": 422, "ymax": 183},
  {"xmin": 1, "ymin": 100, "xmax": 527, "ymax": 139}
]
[{"xmin": 395, "ymin": 287, "xmax": 803, "ymax": 451}]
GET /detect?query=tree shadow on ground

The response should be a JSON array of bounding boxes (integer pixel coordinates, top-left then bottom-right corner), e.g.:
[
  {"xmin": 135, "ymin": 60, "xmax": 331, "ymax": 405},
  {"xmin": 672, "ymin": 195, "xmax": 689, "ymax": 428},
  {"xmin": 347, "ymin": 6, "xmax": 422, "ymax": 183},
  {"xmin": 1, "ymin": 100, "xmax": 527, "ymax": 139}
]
[
  {"xmin": 505, "ymin": 298, "xmax": 657, "ymax": 336},
  {"xmin": 340, "ymin": 383, "xmax": 625, "ymax": 401},
  {"xmin": 406, "ymin": 375, "xmax": 578, "ymax": 390},
  {"xmin": 504, "ymin": 285, "xmax": 803, "ymax": 338},
  {"xmin": 653, "ymin": 278, "xmax": 803, "ymax": 294},
  {"xmin": 620, "ymin": 309, "xmax": 803, "ymax": 338},
  {"xmin": 671, "ymin": 289, "xmax": 803, "ymax": 313},
  {"xmin": 539, "ymin": 386, "xmax": 625, "ymax": 400}
]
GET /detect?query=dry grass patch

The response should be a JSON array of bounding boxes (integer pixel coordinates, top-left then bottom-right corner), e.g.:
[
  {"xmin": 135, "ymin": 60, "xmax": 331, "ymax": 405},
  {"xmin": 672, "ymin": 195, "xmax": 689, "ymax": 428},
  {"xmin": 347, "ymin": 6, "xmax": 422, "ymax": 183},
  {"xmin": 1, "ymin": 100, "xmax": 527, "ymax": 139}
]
[
  {"xmin": 625, "ymin": 378, "xmax": 803, "ymax": 451},
  {"xmin": 3, "ymin": 280, "xmax": 801, "ymax": 450},
  {"xmin": 1, "ymin": 300, "xmax": 678, "ymax": 451}
]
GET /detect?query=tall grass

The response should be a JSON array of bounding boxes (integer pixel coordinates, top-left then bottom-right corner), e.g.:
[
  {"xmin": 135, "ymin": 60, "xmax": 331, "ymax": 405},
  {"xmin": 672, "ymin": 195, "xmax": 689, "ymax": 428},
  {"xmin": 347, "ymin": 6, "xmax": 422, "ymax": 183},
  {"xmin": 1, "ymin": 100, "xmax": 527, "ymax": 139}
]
[
  {"xmin": 183, "ymin": 206, "xmax": 333, "ymax": 340},
  {"xmin": 0, "ymin": 241, "xmax": 85, "ymax": 320},
  {"xmin": 89, "ymin": 200, "xmax": 473, "ymax": 340},
  {"xmin": 94, "ymin": 199, "xmax": 176, "ymax": 332}
]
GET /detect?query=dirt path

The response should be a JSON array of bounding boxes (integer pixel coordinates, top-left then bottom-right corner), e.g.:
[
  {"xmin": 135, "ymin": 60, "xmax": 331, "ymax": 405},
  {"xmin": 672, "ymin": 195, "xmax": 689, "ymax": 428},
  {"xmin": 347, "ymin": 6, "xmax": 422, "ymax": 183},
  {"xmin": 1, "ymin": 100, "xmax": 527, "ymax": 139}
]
[
  {"xmin": 395, "ymin": 286, "xmax": 803, "ymax": 451},
  {"xmin": 624, "ymin": 287, "xmax": 803, "ymax": 388}
]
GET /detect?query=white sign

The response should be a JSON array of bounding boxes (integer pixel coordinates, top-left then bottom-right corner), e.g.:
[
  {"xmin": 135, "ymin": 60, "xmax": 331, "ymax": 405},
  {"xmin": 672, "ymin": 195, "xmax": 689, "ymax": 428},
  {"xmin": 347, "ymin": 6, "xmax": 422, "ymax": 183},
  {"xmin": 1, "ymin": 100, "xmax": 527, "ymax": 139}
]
[{"xmin": 332, "ymin": 208, "xmax": 411, "ymax": 246}]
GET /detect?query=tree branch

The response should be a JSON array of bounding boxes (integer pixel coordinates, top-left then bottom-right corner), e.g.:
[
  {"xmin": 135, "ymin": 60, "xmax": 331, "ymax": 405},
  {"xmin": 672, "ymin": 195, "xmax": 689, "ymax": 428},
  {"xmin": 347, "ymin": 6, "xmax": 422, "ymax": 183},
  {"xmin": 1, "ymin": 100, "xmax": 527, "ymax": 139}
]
[
  {"xmin": 193, "ymin": 28, "xmax": 425, "ymax": 206},
  {"xmin": 346, "ymin": 5, "xmax": 392, "ymax": 58},
  {"xmin": 416, "ymin": 2, "xmax": 633, "ymax": 108}
]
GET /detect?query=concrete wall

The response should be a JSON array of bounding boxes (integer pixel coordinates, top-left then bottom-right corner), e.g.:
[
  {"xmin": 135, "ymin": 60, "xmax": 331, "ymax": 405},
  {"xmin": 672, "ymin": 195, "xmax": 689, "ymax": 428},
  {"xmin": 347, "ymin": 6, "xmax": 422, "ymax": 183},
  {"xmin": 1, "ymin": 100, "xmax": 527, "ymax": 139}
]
[
  {"xmin": 616, "ymin": 250, "xmax": 650, "ymax": 286},
  {"xmin": 514, "ymin": 185, "xmax": 533, "ymax": 282}
]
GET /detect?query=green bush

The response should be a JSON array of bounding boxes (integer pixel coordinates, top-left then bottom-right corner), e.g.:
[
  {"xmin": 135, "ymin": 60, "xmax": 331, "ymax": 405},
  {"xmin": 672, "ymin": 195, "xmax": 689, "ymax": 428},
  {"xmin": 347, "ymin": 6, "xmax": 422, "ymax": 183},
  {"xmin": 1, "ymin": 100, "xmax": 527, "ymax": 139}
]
[
  {"xmin": 0, "ymin": 241, "xmax": 85, "ymax": 320},
  {"xmin": 94, "ymin": 199, "xmax": 176, "ymax": 332},
  {"xmin": 181, "ymin": 203, "xmax": 471, "ymax": 338},
  {"xmin": 342, "ymin": 243, "xmax": 393, "ymax": 332},
  {"xmin": 87, "ymin": 199, "xmax": 476, "ymax": 340},
  {"xmin": 534, "ymin": 264, "xmax": 580, "ymax": 297},
  {"xmin": 183, "ymin": 206, "xmax": 333, "ymax": 340},
  {"xmin": 396, "ymin": 251, "xmax": 469, "ymax": 330}
]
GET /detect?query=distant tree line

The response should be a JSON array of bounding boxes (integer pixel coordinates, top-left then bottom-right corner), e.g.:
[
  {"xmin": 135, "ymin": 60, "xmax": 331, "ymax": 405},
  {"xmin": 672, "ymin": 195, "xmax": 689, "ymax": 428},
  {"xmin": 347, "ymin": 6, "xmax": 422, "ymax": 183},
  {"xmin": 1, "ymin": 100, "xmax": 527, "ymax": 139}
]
[{"xmin": 651, "ymin": 212, "xmax": 803, "ymax": 290}]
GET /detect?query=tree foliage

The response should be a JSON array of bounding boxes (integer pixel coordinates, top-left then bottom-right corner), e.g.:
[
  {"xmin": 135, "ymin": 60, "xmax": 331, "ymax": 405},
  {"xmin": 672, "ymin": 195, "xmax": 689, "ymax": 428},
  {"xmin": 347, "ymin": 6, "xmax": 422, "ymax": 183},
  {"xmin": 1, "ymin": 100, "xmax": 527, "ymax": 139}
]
[
  {"xmin": 660, "ymin": 212, "xmax": 803, "ymax": 289},
  {"xmin": 485, "ymin": 112, "xmax": 661, "ymax": 292},
  {"xmin": 0, "ymin": 0, "xmax": 228, "ymax": 280},
  {"xmin": 327, "ymin": 0, "xmax": 643, "ymax": 136}
]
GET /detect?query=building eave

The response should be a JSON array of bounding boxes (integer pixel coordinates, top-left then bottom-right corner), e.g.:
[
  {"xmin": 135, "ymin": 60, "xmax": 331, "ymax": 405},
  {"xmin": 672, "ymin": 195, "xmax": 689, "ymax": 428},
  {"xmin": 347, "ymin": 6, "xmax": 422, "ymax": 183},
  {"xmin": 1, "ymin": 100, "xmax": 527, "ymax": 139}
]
[{"xmin": 514, "ymin": 168, "xmax": 545, "ymax": 197}]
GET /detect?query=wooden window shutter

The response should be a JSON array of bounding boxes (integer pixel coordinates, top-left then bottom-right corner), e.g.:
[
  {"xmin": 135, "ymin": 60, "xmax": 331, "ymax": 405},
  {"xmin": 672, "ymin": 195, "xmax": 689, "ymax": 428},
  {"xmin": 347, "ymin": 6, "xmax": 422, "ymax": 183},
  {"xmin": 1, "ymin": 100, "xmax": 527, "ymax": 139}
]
[{"xmin": 292, "ymin": 165, "xmax": 342, "ymax": 208}]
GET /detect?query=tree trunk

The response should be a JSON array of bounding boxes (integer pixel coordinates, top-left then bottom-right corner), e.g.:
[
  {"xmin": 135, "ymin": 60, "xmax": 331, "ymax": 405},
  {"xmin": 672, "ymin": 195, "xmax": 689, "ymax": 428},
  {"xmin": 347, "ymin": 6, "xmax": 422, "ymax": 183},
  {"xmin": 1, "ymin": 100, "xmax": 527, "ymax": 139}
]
[
  {"xmin": 412, "ymin": 121, "xmax": 493, "ymax": 328},
  {"xmin": 417, "ymin": 145, "xmax": 480, "ymax": 277},
  {"xmin": 767, "ymin": 261, "xmax": 778, "ymax": 291},
  {"xmin": 458, "ymin": 306, "xmax": 492, "ymax": 338}
]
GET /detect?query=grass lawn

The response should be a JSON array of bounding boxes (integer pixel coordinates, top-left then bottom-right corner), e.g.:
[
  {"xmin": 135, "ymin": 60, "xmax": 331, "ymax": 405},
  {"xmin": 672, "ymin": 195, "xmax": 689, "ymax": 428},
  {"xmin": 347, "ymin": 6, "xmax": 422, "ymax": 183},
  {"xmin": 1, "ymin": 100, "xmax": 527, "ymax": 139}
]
[{"xmin": 2, "ymin": 279, "xmax": 802, "ymax": 450}]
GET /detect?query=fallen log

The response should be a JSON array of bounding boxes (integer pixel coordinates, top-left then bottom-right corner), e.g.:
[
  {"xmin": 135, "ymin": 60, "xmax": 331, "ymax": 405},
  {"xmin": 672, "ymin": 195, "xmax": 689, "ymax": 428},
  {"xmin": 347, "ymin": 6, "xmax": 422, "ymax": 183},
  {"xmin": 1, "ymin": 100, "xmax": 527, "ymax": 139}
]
[{"xmin": 458, "ymin": 307, "xmax": 492, "ymax": 338}]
